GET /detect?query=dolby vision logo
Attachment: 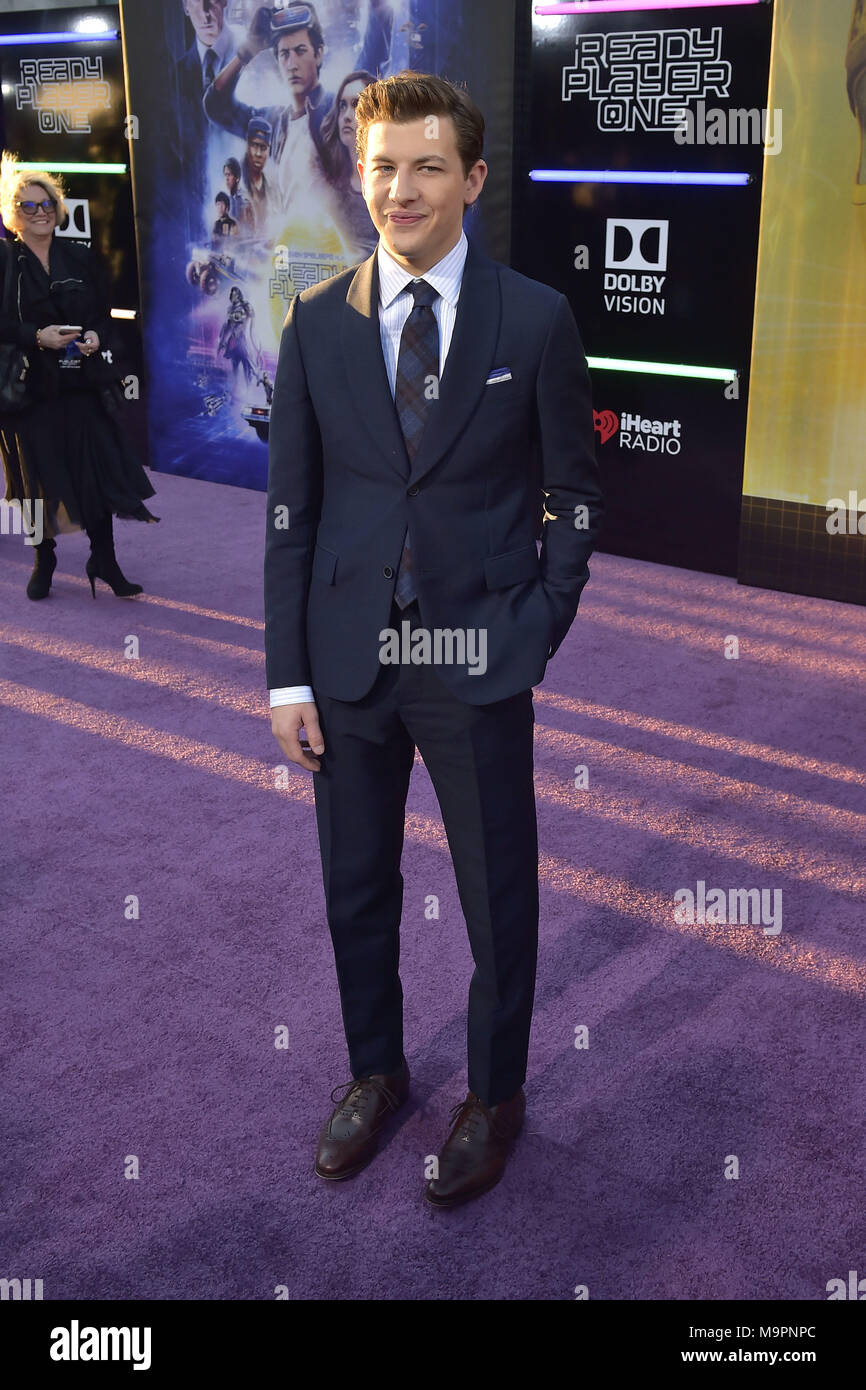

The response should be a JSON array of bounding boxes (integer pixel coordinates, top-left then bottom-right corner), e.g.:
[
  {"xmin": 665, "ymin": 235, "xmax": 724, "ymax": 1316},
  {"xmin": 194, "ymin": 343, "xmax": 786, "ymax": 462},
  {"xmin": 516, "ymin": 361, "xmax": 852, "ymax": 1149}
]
[
  {"xmin": 605, "ymin": 218, "xmax": 668, "ymax": 273},
  {"xmin": 604, "ymin": 218, "xmax": 668, "ymax": 315}
]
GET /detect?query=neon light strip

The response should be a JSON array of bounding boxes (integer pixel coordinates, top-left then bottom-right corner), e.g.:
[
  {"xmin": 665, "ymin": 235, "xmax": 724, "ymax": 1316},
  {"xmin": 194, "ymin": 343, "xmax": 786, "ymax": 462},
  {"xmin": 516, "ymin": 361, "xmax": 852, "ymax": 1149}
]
[
  {"xmin": 13, "ymin": 162, "xmax": 127, "ymax": 175},
  {"xmin": 110, "ymin": 309, "xmax": 137, "ymax": 320},
  {"xmin": 0, "ymin": 31, "xmax": 119, "ymax": 45},
  {"xmin": 536, "ymin": 1, "xmax": 761, "ymax": 15},
  {"xmin": 588, "ymin": 355, "xmax": 737, "ymax": 380},
  {"xmin": 530, "ymin": 169, "xmax": 750, "ymax": 185}
]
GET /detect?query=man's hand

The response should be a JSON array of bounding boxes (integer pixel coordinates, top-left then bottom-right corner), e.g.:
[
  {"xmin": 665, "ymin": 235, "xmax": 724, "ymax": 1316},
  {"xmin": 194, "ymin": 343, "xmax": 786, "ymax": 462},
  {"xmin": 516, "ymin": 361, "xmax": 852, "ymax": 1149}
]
[
  {"xmin": 238, "ymin": 5, "xmax": 273, "ymax": 63},
  {"xmin": 271, "ymin": 701, "xmax": 325, "ymax": 773}
]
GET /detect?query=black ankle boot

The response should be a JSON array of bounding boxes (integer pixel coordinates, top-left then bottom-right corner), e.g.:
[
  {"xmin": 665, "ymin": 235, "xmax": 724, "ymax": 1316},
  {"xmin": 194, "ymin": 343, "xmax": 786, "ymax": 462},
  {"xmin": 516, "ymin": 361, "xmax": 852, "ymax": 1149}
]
[
  {"xmin": 84, "ymin": 514, "xmax": 142, "ymax": 598},
  {"xmin": 26, "ymin": 536, "xmax": 57, "ymax": 600}
]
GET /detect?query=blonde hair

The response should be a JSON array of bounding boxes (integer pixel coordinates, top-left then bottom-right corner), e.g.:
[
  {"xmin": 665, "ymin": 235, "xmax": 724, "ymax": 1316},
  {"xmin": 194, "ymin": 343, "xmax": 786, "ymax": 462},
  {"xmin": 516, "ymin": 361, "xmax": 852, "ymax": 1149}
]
[{"xmin": 0, "ymin": 151, "xmax": 68, "ymax": 232}]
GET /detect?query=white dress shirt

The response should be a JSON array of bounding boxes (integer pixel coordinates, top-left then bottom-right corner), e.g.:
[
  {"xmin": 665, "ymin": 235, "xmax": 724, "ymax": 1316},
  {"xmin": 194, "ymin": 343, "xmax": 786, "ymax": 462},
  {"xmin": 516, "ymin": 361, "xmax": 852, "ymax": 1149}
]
[
  {"xmin": 276, "ymin": 105, "xmax": 332, "ymax": 214},
  {"xmin": 270, "ymin": 229, "xmax": 469, "ymax": 709}
]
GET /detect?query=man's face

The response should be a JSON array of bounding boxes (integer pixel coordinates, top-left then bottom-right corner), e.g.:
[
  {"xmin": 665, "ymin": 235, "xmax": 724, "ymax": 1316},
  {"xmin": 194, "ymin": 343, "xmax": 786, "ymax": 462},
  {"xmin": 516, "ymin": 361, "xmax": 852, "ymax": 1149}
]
[
  {"xmin": 360, "ymin": 115, "xmax": 486, "ymax": 271},
  {"xmin": 224, "ymin": 165, "xmax": 238, "ymax": 194},
  {"xmin": 275, "ymin": 31, "xmax": 321, "ymax": 96},
  {"xmin": 184, "ymin": 0, "xmax": 225, "ymax": 46},
  {"xmin": 247, "ymin": 137, "xmax": 269, "ymax": 174}
]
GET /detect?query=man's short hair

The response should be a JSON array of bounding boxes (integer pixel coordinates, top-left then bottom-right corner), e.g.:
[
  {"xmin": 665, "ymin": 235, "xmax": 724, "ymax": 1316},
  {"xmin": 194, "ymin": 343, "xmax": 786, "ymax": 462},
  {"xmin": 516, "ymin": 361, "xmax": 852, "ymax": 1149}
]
[
  {"xmin": 224, "ymin": 157, "xmax": 241, "ymax": 179},
  {"xmin": 355, "ymin": 72, "xmax": 485, "ymax": 181}
]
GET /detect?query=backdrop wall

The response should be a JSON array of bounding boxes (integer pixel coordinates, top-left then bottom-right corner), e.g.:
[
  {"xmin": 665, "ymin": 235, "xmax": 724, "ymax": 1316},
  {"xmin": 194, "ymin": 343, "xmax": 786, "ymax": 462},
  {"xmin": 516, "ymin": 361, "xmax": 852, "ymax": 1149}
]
[{"xmin": 513, "ymin": 0, "xmax": 772, "ymax": 579}]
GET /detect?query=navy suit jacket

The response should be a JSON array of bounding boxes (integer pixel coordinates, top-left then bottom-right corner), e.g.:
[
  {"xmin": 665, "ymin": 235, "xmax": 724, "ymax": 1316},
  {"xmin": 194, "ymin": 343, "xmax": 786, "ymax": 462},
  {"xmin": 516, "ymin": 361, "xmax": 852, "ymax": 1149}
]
[
  {"xmin": 176, "ymin": 35, "xmax": 236, "ymax": 152},
  {"xmin": 264, "ymin": 235, "xmax": 604, "ymax": 705}
]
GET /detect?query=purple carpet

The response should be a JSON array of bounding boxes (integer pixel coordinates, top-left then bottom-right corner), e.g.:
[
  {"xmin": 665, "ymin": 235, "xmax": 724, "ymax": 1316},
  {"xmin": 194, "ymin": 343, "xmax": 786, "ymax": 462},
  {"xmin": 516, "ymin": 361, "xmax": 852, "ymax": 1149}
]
[{"xmin": 2, "ymin": 469, "xmax": 865, "ymax": 1301}]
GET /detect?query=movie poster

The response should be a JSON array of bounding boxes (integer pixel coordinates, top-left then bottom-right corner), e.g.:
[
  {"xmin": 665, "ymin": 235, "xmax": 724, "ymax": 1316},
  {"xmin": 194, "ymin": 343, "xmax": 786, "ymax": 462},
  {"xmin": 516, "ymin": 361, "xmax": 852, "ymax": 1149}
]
[{"xmin": 121, "ymin": 0, "xmax": 497, "ymax": 491}]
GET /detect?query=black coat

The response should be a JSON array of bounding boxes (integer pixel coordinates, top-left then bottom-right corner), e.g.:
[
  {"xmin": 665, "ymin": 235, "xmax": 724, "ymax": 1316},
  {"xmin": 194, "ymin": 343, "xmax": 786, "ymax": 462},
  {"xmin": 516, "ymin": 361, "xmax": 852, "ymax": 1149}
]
[{"xmin": 0, "ymin": 235, "xmax": 118, "ymax": 402}]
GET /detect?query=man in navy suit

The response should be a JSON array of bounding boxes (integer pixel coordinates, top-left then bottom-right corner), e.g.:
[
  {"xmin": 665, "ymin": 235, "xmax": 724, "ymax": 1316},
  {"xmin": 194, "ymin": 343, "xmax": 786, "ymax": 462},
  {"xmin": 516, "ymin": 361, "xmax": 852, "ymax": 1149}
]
[{"xmin": 264, "ymin": 73, "xmax": 603, "ymax": 1208}]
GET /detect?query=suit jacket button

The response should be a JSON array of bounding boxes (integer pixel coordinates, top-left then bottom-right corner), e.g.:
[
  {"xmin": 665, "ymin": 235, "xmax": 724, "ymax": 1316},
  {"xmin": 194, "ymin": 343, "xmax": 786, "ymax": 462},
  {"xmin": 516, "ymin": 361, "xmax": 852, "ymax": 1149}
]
[
  {"xmin": 407, "ymin": 485, "xmax": 419, "ymax": 496},
  {"xmin": 383, "ymin": 566, "xmax": 393, "ymax": 578}
]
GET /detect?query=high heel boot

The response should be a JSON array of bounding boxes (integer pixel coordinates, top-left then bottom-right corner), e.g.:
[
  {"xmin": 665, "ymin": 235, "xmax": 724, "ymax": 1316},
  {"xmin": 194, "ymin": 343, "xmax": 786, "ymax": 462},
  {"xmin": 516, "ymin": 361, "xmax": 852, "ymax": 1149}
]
[
  {"xmin": 26, "ymin": 536, "xmax": 57, "ymax": 600},
  {"xmin": 84, "ymin": 513, "xmax": 143, "ymax": 598}
]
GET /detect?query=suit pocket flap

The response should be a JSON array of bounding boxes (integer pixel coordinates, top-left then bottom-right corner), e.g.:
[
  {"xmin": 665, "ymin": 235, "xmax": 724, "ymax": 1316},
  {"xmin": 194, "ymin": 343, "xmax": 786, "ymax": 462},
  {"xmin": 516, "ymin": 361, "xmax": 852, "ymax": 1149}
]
[
  {"xmin": 311, "ymin": 543, "xmax": 338, "ymax": 585},
  {"xmin": 484, "ymin": 544, "xmax": 540, "ymax": 590}
]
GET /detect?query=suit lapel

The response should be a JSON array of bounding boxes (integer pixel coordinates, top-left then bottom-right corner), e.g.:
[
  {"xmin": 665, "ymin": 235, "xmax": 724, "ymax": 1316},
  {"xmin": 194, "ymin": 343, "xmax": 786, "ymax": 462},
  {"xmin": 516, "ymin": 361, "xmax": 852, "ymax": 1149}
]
[
  {"xmin": 342, "ymin": 249, "xmax": 408, "ymax": 480},
  {"xmin": 340, "ymin": 237, "xmax": 502, "ymax": 487}
]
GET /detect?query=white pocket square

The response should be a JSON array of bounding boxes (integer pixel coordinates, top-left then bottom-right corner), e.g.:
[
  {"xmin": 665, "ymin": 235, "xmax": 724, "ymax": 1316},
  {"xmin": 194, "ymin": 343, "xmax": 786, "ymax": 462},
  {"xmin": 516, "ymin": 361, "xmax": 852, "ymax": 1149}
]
[{"xmin": 485, "ymin": 368, "xmax": 512, "ymax": 385}]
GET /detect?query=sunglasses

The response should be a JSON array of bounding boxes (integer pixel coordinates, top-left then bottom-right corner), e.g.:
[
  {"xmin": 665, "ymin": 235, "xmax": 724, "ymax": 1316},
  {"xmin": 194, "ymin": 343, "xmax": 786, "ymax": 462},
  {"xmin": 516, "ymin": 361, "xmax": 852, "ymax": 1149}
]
[{"xmin": 15, "ymin": 198, "xmax": 57, "ymax": 217}]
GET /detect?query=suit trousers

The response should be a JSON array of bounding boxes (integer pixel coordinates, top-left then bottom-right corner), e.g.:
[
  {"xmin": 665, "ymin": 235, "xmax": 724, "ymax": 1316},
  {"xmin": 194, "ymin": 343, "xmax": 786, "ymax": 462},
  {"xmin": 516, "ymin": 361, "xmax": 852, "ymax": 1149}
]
[{"xmin": 311, "ymin": 597, "xmax": 540, "ymax": 1109}]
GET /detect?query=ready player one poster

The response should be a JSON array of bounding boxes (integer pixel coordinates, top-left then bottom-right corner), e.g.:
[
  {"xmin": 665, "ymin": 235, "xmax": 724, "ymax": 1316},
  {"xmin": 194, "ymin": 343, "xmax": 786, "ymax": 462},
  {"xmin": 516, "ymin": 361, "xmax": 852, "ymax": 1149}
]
[{"xmin": 121, "ymin": 1, "xmax": 453, "ymax": 489}]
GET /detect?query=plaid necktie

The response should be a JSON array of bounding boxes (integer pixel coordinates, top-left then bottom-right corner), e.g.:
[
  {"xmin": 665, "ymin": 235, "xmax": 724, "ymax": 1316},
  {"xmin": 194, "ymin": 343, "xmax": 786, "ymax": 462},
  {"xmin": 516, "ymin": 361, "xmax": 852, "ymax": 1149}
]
[{"xmin": 393, "ymin": 278, "xmax": 440, "ymax": 610}]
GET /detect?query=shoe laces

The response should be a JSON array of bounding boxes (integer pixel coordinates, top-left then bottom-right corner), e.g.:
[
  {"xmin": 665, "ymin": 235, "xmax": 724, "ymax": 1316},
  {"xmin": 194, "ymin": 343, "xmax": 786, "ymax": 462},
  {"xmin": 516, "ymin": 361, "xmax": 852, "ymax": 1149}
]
[
  {"xmin": 329, "ymin": 1074, "xmax": 400, "ymax": 1120},
  {"xmin": 447, "ymin": 1093, "xmax": 510, "ymax": 1142}
]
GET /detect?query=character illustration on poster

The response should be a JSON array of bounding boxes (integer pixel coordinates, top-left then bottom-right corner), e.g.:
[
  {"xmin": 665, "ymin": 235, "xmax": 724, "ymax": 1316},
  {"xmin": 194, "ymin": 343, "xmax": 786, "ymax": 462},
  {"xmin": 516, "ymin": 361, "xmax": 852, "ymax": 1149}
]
[
  {"xmin": 151, "ymin": 1, "xmax": 424, "ymax": 482},
  {"xmin": 240, "ymin": 118, "xmax": 275, "ymax": 231},
  {"xmin": 317, "ymin": 68, "xmax": 379, "ymax": 260},
  {"xmin": 174, "ymin": 0, "xmax": 238, "ymax": 240},
  {"xmin": 192, "ymin": 2, "xmax": 401, "ymax": 454},
  {"xmin": 212, "ymin": 190, "xmax": 238, "ymax": 237},
  {"xmin": 218, "ymin": 283, "xmax": 260, "ymax": 391},
  {"xmin": 202, "ymin": 2, "xmax": 394, "ymax": 230}
]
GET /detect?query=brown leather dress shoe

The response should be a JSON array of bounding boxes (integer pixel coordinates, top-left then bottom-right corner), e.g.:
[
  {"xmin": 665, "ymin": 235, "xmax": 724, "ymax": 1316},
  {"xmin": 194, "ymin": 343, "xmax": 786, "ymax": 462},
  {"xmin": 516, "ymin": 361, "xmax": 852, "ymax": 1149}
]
[
  {"xmin": 314, "ymin": 1055, "xmax": 410, "ymax": 1180},
  {"xmin": 424, "ymin": 1087, "xmax": 526, "ymax": 1208}
]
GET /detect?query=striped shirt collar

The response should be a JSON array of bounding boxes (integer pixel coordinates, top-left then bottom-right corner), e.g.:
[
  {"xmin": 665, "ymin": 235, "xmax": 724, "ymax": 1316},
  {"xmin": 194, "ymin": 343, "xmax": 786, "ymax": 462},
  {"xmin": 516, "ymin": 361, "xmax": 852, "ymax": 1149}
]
[{"xmin": 377, "ymin": 228, "xmax": 468, "ymax": 310}]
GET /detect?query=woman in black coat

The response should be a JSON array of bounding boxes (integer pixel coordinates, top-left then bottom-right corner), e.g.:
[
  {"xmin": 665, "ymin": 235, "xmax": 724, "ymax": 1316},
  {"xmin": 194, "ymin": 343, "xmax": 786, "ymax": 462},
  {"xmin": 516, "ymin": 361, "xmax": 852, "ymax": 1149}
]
[{"xmin": 0, "ymin": 161, "xmax": 158, "ymax": 600}]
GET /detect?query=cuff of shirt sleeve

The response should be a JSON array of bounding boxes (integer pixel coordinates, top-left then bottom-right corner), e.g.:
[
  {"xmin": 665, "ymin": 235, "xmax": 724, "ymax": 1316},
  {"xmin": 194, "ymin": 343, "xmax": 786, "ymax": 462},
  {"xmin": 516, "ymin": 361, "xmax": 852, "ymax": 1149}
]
[{"xmin": 269, "ymin": 685, "xmax": 315, "ymax": 707}]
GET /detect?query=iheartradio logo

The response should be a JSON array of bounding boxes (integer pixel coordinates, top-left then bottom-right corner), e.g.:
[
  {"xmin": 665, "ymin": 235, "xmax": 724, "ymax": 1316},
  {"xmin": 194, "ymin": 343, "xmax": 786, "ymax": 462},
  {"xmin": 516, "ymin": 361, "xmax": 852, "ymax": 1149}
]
[
  {"xmin": 594, "ymin": 408, "xmax": 683, "ymax": 453},
  {"xmin": 593, "ymin": 409, "xmax": 619, "ymax": 444}
]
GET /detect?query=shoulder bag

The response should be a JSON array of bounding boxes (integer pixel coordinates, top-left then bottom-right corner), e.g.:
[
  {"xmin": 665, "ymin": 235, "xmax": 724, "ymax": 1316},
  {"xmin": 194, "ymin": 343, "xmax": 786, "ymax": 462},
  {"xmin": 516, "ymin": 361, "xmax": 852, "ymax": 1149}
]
[{"xmin": 0, "ymin": 240, "xmax": 31, "ymax": 412}]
